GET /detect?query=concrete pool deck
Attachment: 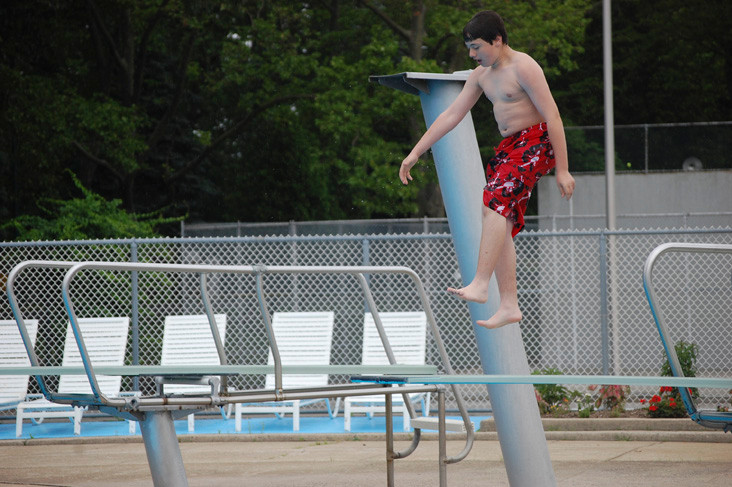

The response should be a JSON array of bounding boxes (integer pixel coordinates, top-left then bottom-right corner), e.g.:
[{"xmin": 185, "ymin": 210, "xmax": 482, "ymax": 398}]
[{"xmin": 1, "ymin": 432, "xmax": 731, "ymax": 486}]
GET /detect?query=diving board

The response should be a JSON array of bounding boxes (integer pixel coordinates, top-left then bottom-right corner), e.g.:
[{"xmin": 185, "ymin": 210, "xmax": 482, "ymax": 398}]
[
  {"xmin": 354, "ymin": 374, "xmax": 732, "ymax": 389},
  {"xmin": 0, "ymin": 364, "xmax": 438, "ymax": 377}
]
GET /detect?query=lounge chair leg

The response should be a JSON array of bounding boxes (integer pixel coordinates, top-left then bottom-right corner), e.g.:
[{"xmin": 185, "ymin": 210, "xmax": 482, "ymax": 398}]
[
  {"xmin": 73, "ymin": 407, "xmax": 82, "ymax": 435},
  {"xmin": 344, "ymin": 403, "xmax": 351, "ymax": 431},
  {"xmin": 15, "ymin": 414, "xmax": 23, "ymax": 438}
]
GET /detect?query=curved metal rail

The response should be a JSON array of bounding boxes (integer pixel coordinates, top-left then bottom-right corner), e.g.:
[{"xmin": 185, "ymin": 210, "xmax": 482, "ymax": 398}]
[
  {"xmin": 643, "ymin": 242, "xmax": 732, "ymax": 432},
  {"xmin": 53, "ymin": 262, "xmax": 473, "ymax": 445},
  {"xmin": 6, "ymin": 260, "xmax": 227, "ymax": 404},
  {"xmin": 7, "ymin": 260, "xmax": 476, "ymax": 486}
]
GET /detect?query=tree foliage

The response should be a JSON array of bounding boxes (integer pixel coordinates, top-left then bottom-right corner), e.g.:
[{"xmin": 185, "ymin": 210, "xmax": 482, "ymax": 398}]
[
  {"xmin": 2, "ymin": 172, "xmax": 180, "ymax": 240},
  {"xmin": 0, "ymin": 0, "xmax": 729, "ymax": 239}
]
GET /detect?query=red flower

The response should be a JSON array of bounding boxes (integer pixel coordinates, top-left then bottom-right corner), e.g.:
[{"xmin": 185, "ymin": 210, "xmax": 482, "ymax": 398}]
[
  {"xmin": 649, "ymin": 405, "xmax": 658, "ymax": 411},
  {"xmin": 650, "ymin": 395, "xmax": 662, "ymax": 403},
  {"xmin": 640, "ymin": 399, "xmax": 647, "ymax": 404}
]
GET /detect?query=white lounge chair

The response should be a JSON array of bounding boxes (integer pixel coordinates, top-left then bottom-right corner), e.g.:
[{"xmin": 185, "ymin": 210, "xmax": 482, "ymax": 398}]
[
  {"xmin": 0, "ymin": 320, "xmax": 39, "ymax": 413},
  {"xmin": 15, "ymin": 317, "xmax": 131, "ymax": 437},
  {"xmin": 159, "ymin": 314, "xmax": 227, "ymax": 432},
  {"xmin": 343, "ymin": 312, "xmax": 429, "ymax": 432},
  {"xmin": 235, "ymin": 311, "xmax": 336, "ymax": 432}
]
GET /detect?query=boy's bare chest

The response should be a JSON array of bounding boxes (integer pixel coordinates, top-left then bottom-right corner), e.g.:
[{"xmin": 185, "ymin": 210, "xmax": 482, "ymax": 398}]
[{"xmin": 478, "ymin": 69, "xmax": 526, "ymax": 105}]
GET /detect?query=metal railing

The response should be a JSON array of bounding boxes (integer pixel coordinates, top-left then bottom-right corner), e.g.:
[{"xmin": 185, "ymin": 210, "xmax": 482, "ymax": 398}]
[
  {"xmin": 7, "ymin": 261, "xmax": 467, "ymax": 418},
  {"xmin": 643, "ymin": 243, "xmax": 732, "ymax": 431},
  {"xmin": 6, "ymin": 259, "xmax": 478, "ymax": 486}
]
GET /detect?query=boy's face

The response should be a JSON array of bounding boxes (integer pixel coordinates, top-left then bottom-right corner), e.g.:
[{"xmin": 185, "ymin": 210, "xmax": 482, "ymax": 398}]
[{"xmin": 465, "ymin": 36, "xmax": 503, "ymax": 67}]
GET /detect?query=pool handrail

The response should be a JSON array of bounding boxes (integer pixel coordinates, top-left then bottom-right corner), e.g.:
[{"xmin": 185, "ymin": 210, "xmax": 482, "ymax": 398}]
[
  {"xmin": 5, "ymin": 260, "xmax": 228, "ymax": 403},
  {"xmin": 643, "ymin": 242, "xmax": 732, "ymax": 432},
  {"xmin": 7, "ymin": 260, "xmax": 475, "ymax": 462},
  {"xmin": 59, "ymin": 261, "xmax": 475, "ymax": 462},
  {"xmin": 6, "ymin": 261, "xmax": 82, "ymax": 399}
]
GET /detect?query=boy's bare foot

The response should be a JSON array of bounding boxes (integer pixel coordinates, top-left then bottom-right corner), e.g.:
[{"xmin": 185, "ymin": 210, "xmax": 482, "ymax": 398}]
[
  {"xmin": 476, "ymin": 307, "xmax": 522, "ymax": 329},
  {"xmin": 446, "ymin": 282, "xmax": 490, "ymax": 303}
]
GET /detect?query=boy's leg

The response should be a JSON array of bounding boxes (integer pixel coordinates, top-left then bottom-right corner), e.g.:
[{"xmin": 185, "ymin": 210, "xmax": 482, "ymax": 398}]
[
  {"xmin": 476, "ymin": 218, "xmax": 522, "ymax": 329},
  {"xmin": 447, "ymin": 206, "xmax": 507, "ymax": 303}
]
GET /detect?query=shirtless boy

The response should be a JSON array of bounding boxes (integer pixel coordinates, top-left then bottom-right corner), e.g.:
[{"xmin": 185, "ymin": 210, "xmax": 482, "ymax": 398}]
[{"xmin": 399, "ymin": 10, "xmax": 575, "ymax": 329}]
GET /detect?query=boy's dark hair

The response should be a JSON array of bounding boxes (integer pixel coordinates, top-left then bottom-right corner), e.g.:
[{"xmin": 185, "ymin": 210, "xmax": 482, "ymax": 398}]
[{"xmin": 463, "ymin": 10, "xmax": 508, "ymax": 45}]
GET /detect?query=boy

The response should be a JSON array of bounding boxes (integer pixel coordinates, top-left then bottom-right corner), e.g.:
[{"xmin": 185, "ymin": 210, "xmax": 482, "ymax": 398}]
[{"xmin": 399, "ymin": 10, "xmax": 575, "ymax": 329}]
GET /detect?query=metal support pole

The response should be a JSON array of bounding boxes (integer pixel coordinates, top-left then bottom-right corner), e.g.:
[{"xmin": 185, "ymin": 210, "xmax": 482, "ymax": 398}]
[
  {"xmin": 371, "ymin": 72, "xmax": 556, "ymax": 485},
  {"xmin": 139, "ymin": 410, "xmax": 189, "ymax": 487},
  {"xmin": 385, "ymin": 393, "xmax": 395, "ymax": 487},
  {"xmin": 603, "ymin": 0, "xmax": 617, "ymax": 230},
  {"xmin": 438, "ymin": 389, "xmax": 447, "ymax": 487},
  {"xmin": 644, "ymin": 124, "xmax": 649, "ymax": 173},
  {"xmin": 599, "ymin": 233, "xmax": 610, "ymax": 375},
  {"xmin": 362, "ymin": 238, "xmax": 372, "ymax": 313},
  {"xmin": 131, "ymin": 242, "xmax": 140, "ymax": 391}
]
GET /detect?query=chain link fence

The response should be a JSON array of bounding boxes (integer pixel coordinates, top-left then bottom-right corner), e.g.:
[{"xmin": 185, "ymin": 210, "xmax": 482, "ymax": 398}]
[
  {"xmin": 2, "ymin": 227, "xmax": 731, "ymax": 417},
  {"xmin": 566, "ymin": 121, "xmax": 732, "ymax": 173},
  {"xmin": 180, "ymin": 217, "xmax": 452, "ymax": 238},
  {"xmin": 182, "ymin": 212, "xmax": 732, "ymax": 237}
]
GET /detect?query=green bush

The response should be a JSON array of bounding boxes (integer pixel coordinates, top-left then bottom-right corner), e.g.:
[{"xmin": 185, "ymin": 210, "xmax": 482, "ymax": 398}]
[
  {"xmin": 533, "ymin": 368, "xmax": 572, "ymax": 414},
  {"xmin": 641, "ymin": 341, "xmax": 698, "ymax": 418},
  {"xmin": 2, "ymin": 171, "xmax": 181, "ymax": 240},
  {"xmin": 661, "ymin": 340, "xmax": 699, "ymax": 397}
]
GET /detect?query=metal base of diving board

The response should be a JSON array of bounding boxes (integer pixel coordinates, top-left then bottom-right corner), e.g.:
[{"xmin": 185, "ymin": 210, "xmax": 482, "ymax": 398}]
[
  {"xmin": 385, "ymin": 388, "xmax": 449, "ymax": 487},
  {"xmin": 139, "ymin": 410, "xmax": 189, "ymax": 487},
  {"xmin": 125, "ymin": 383, "xmax": 448, "ymax": 487}
]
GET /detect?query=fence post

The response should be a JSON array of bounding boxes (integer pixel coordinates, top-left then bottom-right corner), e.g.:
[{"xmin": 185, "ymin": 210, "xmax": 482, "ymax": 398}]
[
  {"xmin": 361, "ymin": 238, "xmax": 370, "ymax": 266},
  {"xmin": 598, "ymin": 232, "xmax": 610, "ymax": 375},
  {"xmin": 361, "ymin": 239, "xmax": 371, "ymax": 315},
  {"xmin": 130, "ymin": 241, "xmax": 140, "ymax": 391}
]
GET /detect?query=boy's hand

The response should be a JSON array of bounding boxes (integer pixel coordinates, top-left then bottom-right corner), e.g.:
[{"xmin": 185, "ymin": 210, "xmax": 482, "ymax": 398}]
[
  {"xmin": 556, "ymin": 171, "xmax": 575, "ymax": 200},
  {"xmin": 400, "ymin": 155, "xmax": 418, "ymax": 185}
]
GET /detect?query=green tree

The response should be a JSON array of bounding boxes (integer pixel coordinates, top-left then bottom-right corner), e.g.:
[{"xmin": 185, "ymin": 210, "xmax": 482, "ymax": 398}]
[
  {"xmin": 562, "ymin": 0, "xmax": 731, "ymax": 125},
  {"xmin": 2, "ymin": 1, "xmax": 728, "ymax": 231},
  {"xmin": 0, "ymin": 1, "xmax": 595, "ymax": 226},
  {"xmin": 356, "ymin": 0, "xmax": 591, "ymax": 215},
  {"xmin": 2, "ymin": 172, "xmax": 179, "ymax": 240}
]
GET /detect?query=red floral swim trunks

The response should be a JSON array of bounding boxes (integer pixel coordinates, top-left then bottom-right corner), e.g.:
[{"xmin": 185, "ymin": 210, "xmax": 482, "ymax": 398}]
[{"xmin": 483, "ymin": 122, "xmax": 555, "ymax": 237}]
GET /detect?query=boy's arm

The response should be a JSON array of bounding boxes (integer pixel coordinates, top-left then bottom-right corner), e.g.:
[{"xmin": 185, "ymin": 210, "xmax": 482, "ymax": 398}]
[
  {"xmin": 516, "ymin": 57, "xmax": 575, "ymax": 200},
  {"xmin": 400, "ymin": 69, "xmax": 484, "ymax": 185}
]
